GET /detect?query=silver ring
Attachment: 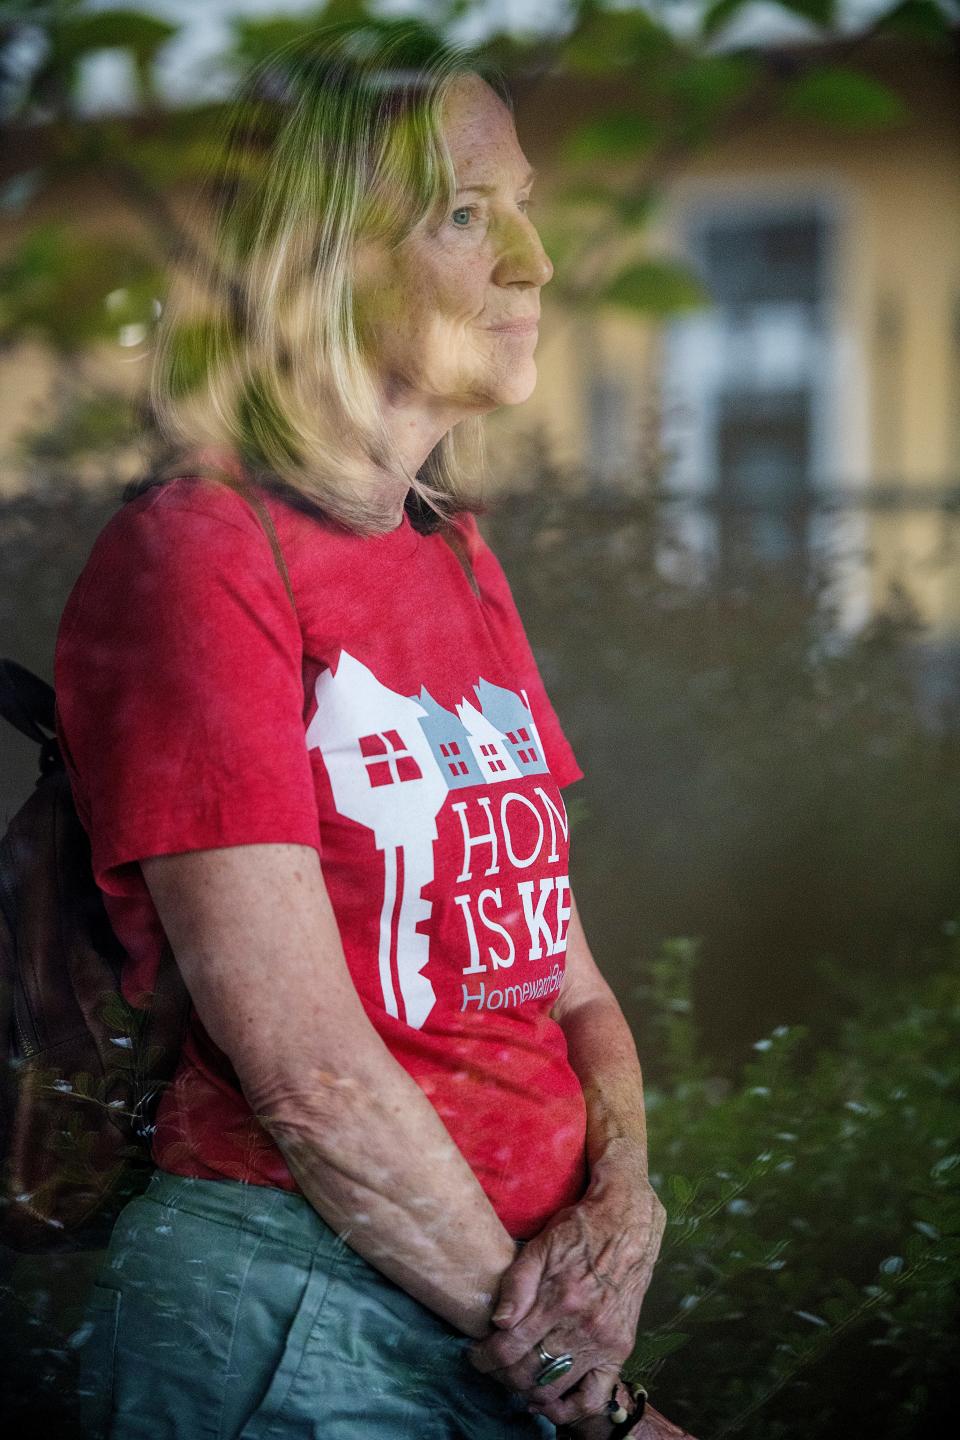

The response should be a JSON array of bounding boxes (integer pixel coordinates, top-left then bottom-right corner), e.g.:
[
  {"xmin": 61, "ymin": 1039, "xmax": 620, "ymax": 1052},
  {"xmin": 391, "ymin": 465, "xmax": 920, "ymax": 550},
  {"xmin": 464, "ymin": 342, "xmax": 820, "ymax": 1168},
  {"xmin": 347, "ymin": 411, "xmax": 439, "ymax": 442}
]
[{"xmin": 535, "ymin": 1341, "xmax": 575, "ymax": 1387}]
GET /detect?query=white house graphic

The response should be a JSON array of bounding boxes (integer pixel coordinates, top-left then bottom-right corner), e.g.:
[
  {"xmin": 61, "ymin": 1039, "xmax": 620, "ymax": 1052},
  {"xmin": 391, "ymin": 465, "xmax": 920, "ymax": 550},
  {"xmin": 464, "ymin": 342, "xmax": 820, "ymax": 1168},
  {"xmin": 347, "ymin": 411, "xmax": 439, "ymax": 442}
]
[
  {"xmin": 456, "ymin": 697, "xmax": 521, "ymax": 781},
  {"xmin": 305, "ymin": 651, "xmax": 552, "ymax": 1029}
]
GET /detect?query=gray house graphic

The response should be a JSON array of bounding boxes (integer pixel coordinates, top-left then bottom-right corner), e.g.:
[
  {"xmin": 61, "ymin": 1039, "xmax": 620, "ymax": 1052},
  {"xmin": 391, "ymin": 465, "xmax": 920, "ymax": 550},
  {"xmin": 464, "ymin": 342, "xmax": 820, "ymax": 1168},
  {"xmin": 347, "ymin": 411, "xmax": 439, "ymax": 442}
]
[
  {"xmin": 416, "ymin": 688, "xmax": 484, "ymax": 790},
  {"xmin": 472, "ymin": 678, "xmax": 549, "ymax": 777}
]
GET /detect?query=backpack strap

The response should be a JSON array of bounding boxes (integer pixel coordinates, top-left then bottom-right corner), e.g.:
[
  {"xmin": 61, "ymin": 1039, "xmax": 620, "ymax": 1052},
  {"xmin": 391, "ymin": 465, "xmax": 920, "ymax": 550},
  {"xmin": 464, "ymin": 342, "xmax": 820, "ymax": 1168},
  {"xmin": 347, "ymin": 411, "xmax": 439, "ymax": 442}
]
[
  {"xmin": 0, "ymin": 658, "xmax": 56, "ymax": 742},
  {"xmin": 0, "ymin": 659, "xmax": 62, "ymax": 776},
  {"xmin": 218, "ymin": 471, "xmax": 295, "ymax": 613},
  {"xmin": 440, "ymin": 523, "xmax": 480, "ymax": 598},
  {"xmin": 192, "ymin": 463, "xmax": 478, "ymax": 608},
  {"xmin": 150, "ymin": 454, "xmax": 476, "ymax": 608},
  {"xmin": 175, "ymin": 461, "xmax": 296, "ymax": 614}
]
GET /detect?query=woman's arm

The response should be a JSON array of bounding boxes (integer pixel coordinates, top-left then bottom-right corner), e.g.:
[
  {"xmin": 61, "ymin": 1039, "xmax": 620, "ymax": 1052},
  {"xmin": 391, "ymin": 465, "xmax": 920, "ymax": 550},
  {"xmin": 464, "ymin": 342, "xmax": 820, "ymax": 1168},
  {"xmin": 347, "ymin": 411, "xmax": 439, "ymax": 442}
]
[
  {"xmin": 141, "ymin": 841, "xmax": 516, "ymax": 1339},
  {"xmin": 552, "ymin": 892, "xmax": 655, "ymax": 1187},
  {"xmin": 469, "ymin": 893, "xmax": 666, "ymax": 1427}
]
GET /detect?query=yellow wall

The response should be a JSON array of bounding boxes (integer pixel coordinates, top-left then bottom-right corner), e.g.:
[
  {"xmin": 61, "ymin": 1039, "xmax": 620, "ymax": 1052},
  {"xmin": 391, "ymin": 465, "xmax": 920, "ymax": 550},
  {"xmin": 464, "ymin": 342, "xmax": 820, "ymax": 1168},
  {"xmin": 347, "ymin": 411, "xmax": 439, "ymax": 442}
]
[{"xmin": 495, "ymin": 45, "xmax": 960, "ymax": 630}]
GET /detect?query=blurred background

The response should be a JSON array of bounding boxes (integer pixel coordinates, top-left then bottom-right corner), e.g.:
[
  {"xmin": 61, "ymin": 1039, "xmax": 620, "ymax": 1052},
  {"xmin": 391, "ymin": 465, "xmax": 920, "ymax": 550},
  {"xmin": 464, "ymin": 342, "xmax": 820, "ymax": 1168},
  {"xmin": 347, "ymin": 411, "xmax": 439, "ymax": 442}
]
[{"xmin": 1, "ymin": 1, "xmax": 959, "ymax": 1436}]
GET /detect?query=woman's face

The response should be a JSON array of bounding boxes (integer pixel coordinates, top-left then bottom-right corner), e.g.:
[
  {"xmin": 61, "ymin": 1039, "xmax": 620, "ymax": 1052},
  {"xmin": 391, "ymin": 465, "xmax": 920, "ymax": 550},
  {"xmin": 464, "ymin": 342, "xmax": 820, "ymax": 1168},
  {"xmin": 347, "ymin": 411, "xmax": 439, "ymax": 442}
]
[{"xmin": 354, "ymin": 73, "xmax": 553, "ymax": 419}]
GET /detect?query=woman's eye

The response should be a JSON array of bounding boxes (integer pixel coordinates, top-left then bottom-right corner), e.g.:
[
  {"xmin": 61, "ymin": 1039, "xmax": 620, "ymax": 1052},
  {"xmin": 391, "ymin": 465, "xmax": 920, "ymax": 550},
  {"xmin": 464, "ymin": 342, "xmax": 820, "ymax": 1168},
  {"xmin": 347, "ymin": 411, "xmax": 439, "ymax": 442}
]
[{"xmin": 450, "ymin": 198, "xmax": 534, "ymax": 229}]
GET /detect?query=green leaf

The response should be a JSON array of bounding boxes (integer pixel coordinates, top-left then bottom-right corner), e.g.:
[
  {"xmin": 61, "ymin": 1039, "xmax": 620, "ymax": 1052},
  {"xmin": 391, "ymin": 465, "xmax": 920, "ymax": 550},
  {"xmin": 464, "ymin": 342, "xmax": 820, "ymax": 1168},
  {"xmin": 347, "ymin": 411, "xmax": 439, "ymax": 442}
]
[
  {"xmin": 0, "ymin": 223, "xmax": 160, "ymax": 352},
  {"xmin": 904, "ymin": 1231, "xmax": 940, "ymax": 1263},
  {"xmin": 52, "ymin": 10, "xmax": 178, "ymax": 70},
  {"xmin": 630, "ymin": 1330, "xmax": 693, "ymax": 1366},
  {"xmin": 230, "ymin": 15, "xmax": 336, "ymax": 71},
  {"xmin": 18, "ymin": 388, "xmax": 141, "ymax": 464},
  {"xmin": 877, "ymin": 0, "xmax": 953, "ymax": 44},
  {"xmin": 229, "ymin": 6, "xmax": 401, "ymax": 76},
  {"xmin": 98, "ymin": 989, "xmax": 139, "ymax": 1031},
  {"xmin": 668, "ymin": 56, "xmax": 759, "ymax": 140},
  {"xmin": 526, "ymin": 217, "xmax": 586, "ymax": 278},
  {"xmin": 600, "ymin": 260, "xmax": 708, "ymax": 316},
  {"xmin": 669, "ymin": 1173, "xmax": 695, "ymax": 1206},
  {"xmin": 561, "ymin": 8, "xmax": 676, "ymax": 77},
  {"xmin": 615, "ymin": 190, "xmax": 657, "ymax": 228},
  {"xmin": 555, "ymin": 180, "xmax": 619, "ymax": 210},
  {"xmin": 701, "ymin": 0, "xmax": 752, "ymax": 40},
  {"xmin": 773, "ymin": 0, "xmax": 837, "ymax": 24},
  {"xmin": 561, "ymin": 112, "xmax": 658, "ymax": 168},
  {"xmin": 781, "ymin": 67, "xmax": 908, "ymax": 130},
  {"xmin": 130, "ymin": 132, "xmax": 262, "ymax": 189}
]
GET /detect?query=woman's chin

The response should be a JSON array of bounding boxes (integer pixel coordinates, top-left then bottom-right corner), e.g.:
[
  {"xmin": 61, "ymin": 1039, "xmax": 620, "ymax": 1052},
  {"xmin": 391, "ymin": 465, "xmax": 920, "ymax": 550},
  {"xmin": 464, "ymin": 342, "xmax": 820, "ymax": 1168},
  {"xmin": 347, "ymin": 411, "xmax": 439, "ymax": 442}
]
[
  {"xmin": 452, "ymin": 366, "xmax": 539, "ymax": 415},
  {"xmin": 489, "ymin": 363, "xmax": 539, "ymax": 408}
]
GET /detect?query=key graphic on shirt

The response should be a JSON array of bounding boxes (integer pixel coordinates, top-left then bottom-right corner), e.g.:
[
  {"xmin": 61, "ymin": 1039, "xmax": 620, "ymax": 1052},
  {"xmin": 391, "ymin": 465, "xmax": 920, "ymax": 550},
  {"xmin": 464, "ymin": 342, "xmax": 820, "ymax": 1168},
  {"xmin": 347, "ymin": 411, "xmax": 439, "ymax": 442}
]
[
  {"xmin": 307, "ymin": 652, "xmax": 447, "ymax": 1029},
  {"xmin": 306, "ymin": 651, "xmax": 553, "ymax": 1030}
]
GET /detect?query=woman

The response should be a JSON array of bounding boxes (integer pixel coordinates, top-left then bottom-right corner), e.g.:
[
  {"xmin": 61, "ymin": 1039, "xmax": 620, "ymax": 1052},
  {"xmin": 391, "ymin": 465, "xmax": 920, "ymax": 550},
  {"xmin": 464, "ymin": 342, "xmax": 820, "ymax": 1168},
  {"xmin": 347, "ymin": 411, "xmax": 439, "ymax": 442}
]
[{"xmin": 57, "ymin": 25, "xmax": 693, "ymax": 1440}]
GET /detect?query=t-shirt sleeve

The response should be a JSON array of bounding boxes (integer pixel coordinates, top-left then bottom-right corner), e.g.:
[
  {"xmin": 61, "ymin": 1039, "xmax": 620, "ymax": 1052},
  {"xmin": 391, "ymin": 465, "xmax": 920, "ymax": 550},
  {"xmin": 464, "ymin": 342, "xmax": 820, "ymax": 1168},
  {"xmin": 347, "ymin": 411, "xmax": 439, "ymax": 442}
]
[
  {"xmin": 454, "ymin": 513, "xmax": 583, "ymax": 789},
  {"xmin": 54, "ymin": 479, "xmax": 322, "ymax": 898}
]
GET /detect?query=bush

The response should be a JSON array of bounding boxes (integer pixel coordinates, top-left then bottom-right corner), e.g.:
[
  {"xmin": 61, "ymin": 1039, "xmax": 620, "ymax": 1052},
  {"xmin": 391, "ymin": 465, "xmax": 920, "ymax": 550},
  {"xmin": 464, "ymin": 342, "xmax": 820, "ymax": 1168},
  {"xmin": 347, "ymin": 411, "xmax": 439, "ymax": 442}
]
[{"xmin": 631, "ymin": 933, "xmax": 960, "ymax": 1439}]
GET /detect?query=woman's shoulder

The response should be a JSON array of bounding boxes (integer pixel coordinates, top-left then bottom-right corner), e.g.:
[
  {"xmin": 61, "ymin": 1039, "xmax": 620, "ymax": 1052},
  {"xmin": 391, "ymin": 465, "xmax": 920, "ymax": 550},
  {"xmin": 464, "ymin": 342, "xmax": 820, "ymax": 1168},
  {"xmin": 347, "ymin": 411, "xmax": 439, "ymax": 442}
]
[
  {"xmin": 89, "ymin": 470, "xmax": 331, "ymax": 578},
  {"xmin": 82, "ymin": 475, "xmax": 241, "ymax": 558},
  {"xmin": 57, "ymin": 474, "xmax": 308, "ymax": 655},
  {"xmin": 114, "ymin": 471, "xmax": 280, "ymax": 539}
]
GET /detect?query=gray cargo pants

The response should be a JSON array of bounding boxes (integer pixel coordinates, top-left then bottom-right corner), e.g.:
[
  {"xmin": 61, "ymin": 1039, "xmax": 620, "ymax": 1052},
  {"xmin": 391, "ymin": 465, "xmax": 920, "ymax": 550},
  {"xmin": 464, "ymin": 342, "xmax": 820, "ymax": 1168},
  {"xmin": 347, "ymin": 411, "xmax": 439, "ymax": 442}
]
[{"xmin": 75, "ymin": 1168, "xmax": 556, "ymax": 1439}]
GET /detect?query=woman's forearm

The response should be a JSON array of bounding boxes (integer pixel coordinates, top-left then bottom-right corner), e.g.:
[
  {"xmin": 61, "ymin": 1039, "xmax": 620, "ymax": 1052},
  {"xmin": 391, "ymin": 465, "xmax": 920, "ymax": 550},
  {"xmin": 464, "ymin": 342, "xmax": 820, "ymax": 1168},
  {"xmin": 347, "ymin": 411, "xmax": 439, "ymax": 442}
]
[
  {"xmin": 141, "ymin": 843, "xmax": 516, "ymax": 1339},
  {"xmin": 561, "ymin": 990, "xmax": 651, "ymax": 1190},
  {"xmin": 253, "ymin": 1059, "xmax": 517, "ymax": 1338},
  {"xmin": 554, "ymin": 899, "xmax": 652, "ymax": 1196}
]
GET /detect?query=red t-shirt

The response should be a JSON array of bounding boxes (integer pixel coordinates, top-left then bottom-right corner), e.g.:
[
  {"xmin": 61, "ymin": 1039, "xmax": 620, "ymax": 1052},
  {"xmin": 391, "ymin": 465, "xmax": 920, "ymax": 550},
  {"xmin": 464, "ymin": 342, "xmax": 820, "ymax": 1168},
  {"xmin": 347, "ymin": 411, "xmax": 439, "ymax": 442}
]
[{"xmin": 54, "ymin": 473, "xmax": 587, "ymax": 1238}]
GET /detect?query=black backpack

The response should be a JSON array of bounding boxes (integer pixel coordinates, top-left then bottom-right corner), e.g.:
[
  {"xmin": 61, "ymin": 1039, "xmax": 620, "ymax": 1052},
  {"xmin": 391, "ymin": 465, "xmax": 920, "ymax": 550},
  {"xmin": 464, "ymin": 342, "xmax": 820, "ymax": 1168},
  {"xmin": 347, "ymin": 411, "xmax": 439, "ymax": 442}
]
[
  {"xmin": 0, "ymin": 656, "xmax": 191, "ymax": 1252},
  {"xmin": 0, "ymin": 470, "xmax": 296, "ymax": 1252}
]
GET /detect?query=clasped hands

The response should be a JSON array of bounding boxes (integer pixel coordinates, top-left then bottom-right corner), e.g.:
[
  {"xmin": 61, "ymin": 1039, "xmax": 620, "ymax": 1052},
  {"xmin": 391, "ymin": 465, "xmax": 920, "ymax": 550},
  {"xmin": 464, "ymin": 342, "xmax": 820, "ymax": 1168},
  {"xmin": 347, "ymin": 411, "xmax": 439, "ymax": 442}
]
[{"xmin": 468, "ymin": 1175, "xmax": 671, "ymax": 1435}]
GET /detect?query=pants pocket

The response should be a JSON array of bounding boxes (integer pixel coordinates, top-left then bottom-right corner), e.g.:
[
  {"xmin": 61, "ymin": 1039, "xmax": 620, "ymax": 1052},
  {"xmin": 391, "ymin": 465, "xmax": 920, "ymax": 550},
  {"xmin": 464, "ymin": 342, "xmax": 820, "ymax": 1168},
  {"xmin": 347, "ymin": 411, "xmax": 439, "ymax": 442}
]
[
  {"xmin": 234, "ymin": 1249, "xmax": 339, "ymax": 1440},
  {"xmin": 98, "ymin": 1196, "xmax": 257, "ymax": 1439},
  {"xmin": 75, "ymin": 1284, "xmax": 122, "ymax": 1440}
]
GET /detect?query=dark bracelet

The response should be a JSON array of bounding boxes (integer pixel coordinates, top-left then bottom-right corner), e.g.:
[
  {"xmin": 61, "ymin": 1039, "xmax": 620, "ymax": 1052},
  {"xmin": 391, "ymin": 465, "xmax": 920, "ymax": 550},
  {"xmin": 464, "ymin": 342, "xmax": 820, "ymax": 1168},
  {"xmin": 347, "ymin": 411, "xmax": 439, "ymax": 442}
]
[
  {"xmin": 607, "ymin": 1380, "xmax": 648, "ymax": 1438},
  {"xmin": 554, "ymin": 1378, "xmax": 648, "ymax": 1440}
]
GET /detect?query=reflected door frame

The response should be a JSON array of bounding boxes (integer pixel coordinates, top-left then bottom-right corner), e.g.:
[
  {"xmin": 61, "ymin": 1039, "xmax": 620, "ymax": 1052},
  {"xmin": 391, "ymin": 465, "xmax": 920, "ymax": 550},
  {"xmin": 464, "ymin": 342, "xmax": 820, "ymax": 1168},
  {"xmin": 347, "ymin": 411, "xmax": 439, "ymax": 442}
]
[{"xmin": 657, "ymin": 174, "xmax": 873, "ymax": 628}]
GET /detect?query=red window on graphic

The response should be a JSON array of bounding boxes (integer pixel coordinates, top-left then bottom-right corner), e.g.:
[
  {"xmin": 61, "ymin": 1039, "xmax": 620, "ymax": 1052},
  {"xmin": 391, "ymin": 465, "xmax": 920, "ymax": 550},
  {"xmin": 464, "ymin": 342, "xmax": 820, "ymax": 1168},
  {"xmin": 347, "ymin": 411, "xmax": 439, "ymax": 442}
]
[{"xmin": 358, "ymin": 731, "xmax": 423, "ymax": 788}]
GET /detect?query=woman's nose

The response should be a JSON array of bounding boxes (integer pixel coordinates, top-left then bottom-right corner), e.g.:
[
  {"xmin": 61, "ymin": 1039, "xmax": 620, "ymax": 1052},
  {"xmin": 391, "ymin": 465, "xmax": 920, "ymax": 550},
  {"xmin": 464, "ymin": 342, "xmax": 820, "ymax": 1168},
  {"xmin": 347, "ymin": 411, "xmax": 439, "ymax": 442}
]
[{"xmin": 492, "ymin": 217, "xmax": 554, "ymax": 289}]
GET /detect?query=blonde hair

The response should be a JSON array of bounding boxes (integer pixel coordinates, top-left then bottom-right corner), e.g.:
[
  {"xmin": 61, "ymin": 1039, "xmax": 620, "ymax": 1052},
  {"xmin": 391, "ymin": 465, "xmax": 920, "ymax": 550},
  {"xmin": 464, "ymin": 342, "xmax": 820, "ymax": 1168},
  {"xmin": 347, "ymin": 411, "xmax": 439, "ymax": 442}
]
[{"xmin": 147, "ymin": 23, "xmax": 513, "ymax": 534}]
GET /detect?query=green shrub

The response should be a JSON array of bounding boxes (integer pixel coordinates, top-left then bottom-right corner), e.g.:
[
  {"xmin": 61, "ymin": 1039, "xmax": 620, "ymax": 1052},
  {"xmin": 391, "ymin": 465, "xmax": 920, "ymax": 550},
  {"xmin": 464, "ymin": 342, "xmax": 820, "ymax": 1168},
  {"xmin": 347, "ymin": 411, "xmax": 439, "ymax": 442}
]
[{"xmin": 630, "ymin": 933, "xmax": 960, "ymax": 1438}]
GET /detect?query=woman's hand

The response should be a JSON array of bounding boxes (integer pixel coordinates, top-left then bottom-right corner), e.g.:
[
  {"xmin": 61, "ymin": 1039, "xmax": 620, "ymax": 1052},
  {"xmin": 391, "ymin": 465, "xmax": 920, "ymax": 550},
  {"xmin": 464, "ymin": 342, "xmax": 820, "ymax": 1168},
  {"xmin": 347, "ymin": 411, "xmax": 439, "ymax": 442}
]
[{"xmin": 467, "ymin": 1173, "xmax": 666, "ymax": 1423}]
